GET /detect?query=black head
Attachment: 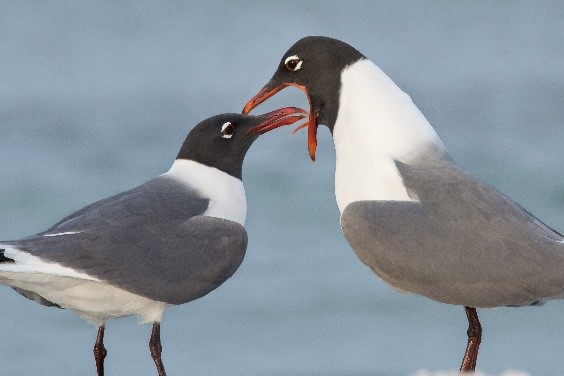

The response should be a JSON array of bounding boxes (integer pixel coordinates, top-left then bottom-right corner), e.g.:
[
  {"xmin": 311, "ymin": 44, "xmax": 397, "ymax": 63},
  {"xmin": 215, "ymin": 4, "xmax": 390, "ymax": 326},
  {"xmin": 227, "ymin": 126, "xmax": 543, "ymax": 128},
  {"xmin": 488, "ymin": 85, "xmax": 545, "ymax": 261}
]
[
  {"xmin": 177, "ymin": 108, "xmax": 306, "ymax": 179},
  {"xmin": 243, "ymin": 36, "xmax": 364, "ymax": 160}
]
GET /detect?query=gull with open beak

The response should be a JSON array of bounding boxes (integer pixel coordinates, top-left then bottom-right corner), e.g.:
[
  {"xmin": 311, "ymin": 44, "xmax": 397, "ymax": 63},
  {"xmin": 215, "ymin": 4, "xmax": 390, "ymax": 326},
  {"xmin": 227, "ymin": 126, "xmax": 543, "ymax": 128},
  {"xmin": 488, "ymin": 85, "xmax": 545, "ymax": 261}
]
[
  {"xmin": 0, "ymin": 108, "xmax": 306, "ymax": 376},
  {"xmin": 244, "ymin": 35, "xmax": 564, "ymax": 373}
]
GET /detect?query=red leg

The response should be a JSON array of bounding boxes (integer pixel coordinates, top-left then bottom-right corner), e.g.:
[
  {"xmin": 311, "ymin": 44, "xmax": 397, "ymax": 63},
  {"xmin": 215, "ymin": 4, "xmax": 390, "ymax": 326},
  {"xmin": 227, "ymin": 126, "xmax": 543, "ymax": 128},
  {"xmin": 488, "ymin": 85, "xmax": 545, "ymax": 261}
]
[
  {"xmin": 93, "ymin": 325, "xmax": 107, "ymax": 376},
  {"xmin": 149, "ymin": 322, "xmax": 167, "ymax": 376},
  {"xmin": 460, "ymin": 306, "xmax": 482, "ymax": 373}
]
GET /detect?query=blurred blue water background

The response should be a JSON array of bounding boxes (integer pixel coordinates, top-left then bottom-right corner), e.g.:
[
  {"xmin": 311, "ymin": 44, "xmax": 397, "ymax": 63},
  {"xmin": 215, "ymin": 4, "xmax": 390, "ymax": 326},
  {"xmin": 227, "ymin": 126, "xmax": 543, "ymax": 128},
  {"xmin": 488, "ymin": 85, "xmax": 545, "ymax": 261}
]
[{"xmin": 1, "ymin": 2, "xmax": 563, "ymax": 375}]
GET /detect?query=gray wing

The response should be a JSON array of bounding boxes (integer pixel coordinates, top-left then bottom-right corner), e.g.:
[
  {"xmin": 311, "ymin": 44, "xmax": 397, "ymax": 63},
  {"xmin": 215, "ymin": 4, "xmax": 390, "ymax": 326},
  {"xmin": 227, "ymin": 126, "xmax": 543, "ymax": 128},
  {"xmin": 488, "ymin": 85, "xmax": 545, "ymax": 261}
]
[
  {"xmin": 341, "ymin": 156, "xmax": 564, "ymax": 308},
  {"xmin": 3, "ymin": 176, "xmax": 247, "ymax": 305}
]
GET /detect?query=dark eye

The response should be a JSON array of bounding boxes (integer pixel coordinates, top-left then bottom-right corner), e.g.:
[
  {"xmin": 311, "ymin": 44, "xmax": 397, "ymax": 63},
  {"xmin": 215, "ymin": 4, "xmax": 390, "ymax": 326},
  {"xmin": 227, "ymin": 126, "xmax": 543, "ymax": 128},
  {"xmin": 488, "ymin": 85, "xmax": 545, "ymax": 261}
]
[
  {"xmin": 221, "ymin": 122, "xmax": 234, "ymax": 139},
  {"xmin": 284, "ymin": 55, "xmax": 302, "ymax": 72}
]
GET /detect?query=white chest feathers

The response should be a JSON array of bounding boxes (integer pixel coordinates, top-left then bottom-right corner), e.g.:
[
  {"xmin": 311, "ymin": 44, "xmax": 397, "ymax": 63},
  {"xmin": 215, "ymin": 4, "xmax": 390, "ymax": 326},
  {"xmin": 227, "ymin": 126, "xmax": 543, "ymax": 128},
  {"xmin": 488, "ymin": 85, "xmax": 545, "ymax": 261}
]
[
  {"xmin": 333, "ymin": 59, "xmax": 445, "ymax": 214},
  {"xmin": 164, "ymin": 160, "xmax": 247, "ymax": 225}
]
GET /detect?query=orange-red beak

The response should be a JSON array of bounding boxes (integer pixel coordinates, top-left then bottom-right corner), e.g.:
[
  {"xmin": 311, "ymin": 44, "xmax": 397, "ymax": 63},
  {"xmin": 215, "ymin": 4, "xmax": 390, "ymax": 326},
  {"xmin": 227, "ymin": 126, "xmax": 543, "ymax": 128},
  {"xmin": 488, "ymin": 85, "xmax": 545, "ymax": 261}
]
[
  {"xmin": 251, "ymin": 107, "xmax": 308, "ymax": 135},
  {"xmin": 243, "ymin": 84, "xmax": 288, "ymax": 116},
  {"xmin": 243, "ymin": 83, "xmax": 318, "ymax": 161}
]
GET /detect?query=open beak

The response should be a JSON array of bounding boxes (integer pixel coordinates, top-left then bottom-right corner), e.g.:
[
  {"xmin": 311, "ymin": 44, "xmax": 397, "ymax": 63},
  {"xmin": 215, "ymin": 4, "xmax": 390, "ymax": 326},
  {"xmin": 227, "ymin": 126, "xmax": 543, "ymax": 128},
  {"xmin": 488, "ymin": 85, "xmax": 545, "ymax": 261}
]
[
  {"xmin": 251, "ymin": 107, "xmax": 308, "ymax": 136},
  {"xmin": 243, "ymin": 83, "xmax": 319, "ymax": 161}
]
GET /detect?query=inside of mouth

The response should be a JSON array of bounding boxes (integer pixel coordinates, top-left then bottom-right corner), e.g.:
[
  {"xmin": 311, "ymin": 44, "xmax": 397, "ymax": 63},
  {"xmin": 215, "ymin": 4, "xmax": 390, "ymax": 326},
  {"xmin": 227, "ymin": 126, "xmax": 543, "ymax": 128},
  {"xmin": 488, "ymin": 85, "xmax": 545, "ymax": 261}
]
[{"xmin": 252, "ymin": 111, "xmax": 307, "ymax": 134}]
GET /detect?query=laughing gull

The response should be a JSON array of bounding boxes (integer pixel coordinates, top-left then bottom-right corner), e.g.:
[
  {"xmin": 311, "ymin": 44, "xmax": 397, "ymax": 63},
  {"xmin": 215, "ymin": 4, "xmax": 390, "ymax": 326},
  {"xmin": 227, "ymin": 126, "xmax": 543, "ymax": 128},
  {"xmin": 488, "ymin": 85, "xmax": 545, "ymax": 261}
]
[
  {"xmin": 0, "ymin": 108, "xmax": 306, "ymax": 376},
  {"xmin": 243, "ymin": 36, "xmax": 564, "ymax": 372}
]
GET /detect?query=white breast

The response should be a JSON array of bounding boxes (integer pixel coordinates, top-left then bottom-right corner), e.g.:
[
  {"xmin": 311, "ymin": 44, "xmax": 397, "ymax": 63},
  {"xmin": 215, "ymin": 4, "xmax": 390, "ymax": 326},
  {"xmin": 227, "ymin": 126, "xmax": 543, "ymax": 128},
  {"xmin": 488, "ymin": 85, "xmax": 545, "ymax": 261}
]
[
  {"xmin": 164, "ymin": 159, "xmax": 247, "ymax": 225},
  {"xmin": 0, "ymin": 271, "xmax": 166, "ymax": 326},
  {"xmin": 333, "ymin": 59, "xmax": 445, "ymax": 214},
  {"xmin": 0, "ymin": 244, "xmax": 167, "ymax": 326}
]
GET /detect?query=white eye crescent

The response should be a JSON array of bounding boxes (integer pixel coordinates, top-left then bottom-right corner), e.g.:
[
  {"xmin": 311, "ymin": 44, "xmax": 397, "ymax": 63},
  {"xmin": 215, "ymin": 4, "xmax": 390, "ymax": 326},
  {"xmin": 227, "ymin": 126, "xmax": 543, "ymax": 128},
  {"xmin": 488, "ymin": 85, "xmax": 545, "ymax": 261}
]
[
  {"xmin": 221, "ymin": 122, "xmax": 234, "ymax": 139},
  {"xmin": 284, "ymin": 55, "xmax": 302, "ymax": 71}
]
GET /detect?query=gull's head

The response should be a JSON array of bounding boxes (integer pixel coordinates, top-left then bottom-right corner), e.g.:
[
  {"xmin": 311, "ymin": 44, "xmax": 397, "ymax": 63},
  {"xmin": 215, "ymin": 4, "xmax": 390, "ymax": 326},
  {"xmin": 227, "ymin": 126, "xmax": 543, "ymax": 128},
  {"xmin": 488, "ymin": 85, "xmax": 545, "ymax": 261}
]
[{"xmin": 243, "ymin": 36, "xmax": 365, "ymax": 161}]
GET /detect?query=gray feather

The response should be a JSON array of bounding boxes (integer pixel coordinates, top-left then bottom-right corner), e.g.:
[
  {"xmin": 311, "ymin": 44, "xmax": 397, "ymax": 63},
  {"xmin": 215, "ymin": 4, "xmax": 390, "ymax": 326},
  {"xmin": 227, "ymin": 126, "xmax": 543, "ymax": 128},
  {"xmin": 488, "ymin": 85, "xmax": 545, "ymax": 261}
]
[
  {"xmin": 341, "ymin": 152, "xmax": 564, "ymax": 308},
  {"xmin": 3, "ymin": 175, "xmax": 247, "ymax": 305}
]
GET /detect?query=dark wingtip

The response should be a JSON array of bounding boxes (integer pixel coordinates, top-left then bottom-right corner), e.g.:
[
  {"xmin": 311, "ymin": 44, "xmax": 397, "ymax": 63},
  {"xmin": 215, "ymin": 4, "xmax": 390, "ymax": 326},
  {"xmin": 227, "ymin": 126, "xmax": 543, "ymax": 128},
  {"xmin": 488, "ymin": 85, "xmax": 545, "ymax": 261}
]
[{"xmin": 0, "ymin": 248, "xmax": 14, "ymax": 263}]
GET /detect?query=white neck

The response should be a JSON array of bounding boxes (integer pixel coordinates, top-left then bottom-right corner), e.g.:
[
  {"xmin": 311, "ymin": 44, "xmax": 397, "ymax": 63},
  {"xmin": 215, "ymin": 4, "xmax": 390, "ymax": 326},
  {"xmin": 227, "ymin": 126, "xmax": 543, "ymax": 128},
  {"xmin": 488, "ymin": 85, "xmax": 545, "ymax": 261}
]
[
  {"xmin": 333, "ymin": 59, "xmax": 445, "ymax": 214},
  {"xmin": 163, "ymin": 160, "xmax": 247, "ymax": 225}
]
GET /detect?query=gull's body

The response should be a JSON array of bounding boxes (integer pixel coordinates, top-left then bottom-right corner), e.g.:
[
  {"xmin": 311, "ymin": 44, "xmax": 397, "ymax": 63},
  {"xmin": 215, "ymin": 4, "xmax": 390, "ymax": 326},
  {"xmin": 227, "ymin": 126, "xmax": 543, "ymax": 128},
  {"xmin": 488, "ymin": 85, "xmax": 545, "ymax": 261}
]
[
  {"xmin": 334, "ymin": 59, "xmax": 564, "ymax": 308},
  {"xmin": 0, "ymin": 161, "xmax": 247, "ymax": 325}
]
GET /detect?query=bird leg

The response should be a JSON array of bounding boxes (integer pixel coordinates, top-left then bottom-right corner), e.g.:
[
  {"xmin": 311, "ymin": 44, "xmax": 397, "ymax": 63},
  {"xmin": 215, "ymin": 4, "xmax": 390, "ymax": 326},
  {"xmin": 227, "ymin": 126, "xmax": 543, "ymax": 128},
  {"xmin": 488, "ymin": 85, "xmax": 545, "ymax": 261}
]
[
  {"xmin": 460, "ymin": 306, "xmax": 482, "ymax": 373},
  {"xmin": 93, "ymin": 325, "xmax": 108, "ymax": 376},
  {"xmin": 149, "ymin": 322, "xmax": 167, "ymax": 376}
]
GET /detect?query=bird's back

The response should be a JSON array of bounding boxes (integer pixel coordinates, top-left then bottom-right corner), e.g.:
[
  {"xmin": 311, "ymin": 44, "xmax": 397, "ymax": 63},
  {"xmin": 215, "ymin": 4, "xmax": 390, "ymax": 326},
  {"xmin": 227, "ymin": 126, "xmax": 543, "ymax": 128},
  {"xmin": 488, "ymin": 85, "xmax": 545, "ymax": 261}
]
[
  {"xmin": 0, "ymin": 175, "xmax": 248, "ymax": 306},
  {"xmin": 341, "ymin": 154, "xmax": 564, "ymax": 308}
]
